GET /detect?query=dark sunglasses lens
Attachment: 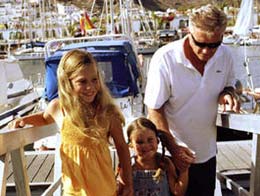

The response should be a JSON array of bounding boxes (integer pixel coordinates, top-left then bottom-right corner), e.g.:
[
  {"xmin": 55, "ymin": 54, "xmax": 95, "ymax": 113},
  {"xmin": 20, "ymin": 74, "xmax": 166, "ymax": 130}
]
[
  {"xmin": 207, "ymin": 42, "xmax": 222, "ymax": 48},
  {"xmin": 191, "ymin": 34, "xmax": 221, "ymax": 48},
  {"xmin": 196, "ymin": 41, "xmax": 221, "ymax": 49}
]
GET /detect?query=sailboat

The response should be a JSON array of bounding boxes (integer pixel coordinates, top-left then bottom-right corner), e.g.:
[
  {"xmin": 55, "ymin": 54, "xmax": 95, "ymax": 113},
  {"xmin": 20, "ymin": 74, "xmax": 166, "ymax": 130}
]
[
  {"xmin": 0, "ymin": 55, "xmax": 40, "ymax": 128},
  {"xmin": 10, "ymin": 0, "xmax": 71, "ymax": 61},
  {"xmin": 223, "ymin": 0, "xmax": 260, "ymax": 45}
]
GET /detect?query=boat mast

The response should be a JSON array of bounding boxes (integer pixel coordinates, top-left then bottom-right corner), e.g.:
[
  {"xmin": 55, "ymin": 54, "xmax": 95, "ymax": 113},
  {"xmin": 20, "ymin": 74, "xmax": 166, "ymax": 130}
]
[
  {"xmin": 39, "ymin": 0, "xmax": 45, "ymax": 41},
  {"xmin": 109, "ymin": 0, "xmax": 115, "ymax": 34},
  {"xmin": 89, "ymin": 0, "xmax": 96, "ymax": 18}
]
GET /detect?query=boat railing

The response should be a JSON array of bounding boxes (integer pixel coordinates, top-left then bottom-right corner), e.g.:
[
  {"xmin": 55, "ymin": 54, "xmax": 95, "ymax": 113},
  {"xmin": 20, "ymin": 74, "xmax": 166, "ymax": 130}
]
[
  {"xmin": 0, "ymin": 123, "xmax": 60, "ymax": 196},
  {"xmin": 217, "ymin": 112, "xmax": 260, "ymax": 196},
  {"xmin": 44, "ymin": 33, "xmax": 135, "ymax": 59},
  {"xmin": 0, "ymin": 91, "xmax": 41, "ymax": 129}
]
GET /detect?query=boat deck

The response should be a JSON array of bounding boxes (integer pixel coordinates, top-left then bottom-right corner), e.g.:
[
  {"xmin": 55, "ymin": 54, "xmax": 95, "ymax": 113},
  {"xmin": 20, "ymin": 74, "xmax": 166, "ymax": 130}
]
[{"xmin": 6, "ymin": 140, "xmax": 252, "ymax": 187}]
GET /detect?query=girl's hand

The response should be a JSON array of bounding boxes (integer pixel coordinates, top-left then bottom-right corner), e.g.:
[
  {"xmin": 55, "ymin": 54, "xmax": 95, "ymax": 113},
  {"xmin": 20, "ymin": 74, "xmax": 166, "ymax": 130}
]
[
  {"xmin": 8, "ymin": 118, "xmax": 25, "ymax": 129},
  {"xmin": 117, "ymin": 181, "xmax": 133, "ymax": 196}
]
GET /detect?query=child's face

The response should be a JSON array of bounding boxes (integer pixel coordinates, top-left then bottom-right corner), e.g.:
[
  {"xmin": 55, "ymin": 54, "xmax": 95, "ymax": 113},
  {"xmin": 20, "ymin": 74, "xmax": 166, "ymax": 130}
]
[
  {"xmin": 70, "ymin": 64, "xmax": 100, "ymax": 103},
  {"xmin": 130, "ymin": 128, "xmax": 158, "ymax": 160}
]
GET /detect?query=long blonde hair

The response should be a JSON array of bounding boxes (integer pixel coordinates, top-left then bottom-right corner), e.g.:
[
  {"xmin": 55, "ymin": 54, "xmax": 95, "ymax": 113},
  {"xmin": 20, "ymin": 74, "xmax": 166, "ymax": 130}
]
[{"xmin": 57, "ymin": 49, "xmax": 124, "ymax": 135}]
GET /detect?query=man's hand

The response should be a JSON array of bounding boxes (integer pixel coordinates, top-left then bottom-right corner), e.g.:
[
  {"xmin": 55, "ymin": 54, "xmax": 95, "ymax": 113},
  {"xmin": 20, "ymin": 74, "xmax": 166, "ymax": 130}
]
[
  {"xmin": 219, "ymin": 87, "xmax": 240, "ymax": 113},
  {"xmin": 172, "ymin": 145, "xmax": 196, "ymax": 172}
]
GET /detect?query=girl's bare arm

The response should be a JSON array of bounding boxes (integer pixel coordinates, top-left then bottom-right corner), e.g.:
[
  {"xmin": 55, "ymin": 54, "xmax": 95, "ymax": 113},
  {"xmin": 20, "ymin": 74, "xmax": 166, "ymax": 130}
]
[
  {"xmin": 110, "ymin": 117, "xmax": 133, "ymax": 196},
  {"xmin": 8, "ymin": 99, "xmax": 59, "ymax": 129},
  {"xmin": 165, "ymin": 157, "xmax": 188, "ymax": 196}
]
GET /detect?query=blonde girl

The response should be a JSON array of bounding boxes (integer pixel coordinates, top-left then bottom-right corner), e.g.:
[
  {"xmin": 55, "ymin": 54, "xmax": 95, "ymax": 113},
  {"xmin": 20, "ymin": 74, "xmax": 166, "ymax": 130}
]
[
  {"xmin": 9, "ymin": 49, "xmax": 133, "ymax": 196},
  {"xmin": 126, "ymin": 117, "xmax": 188, "ymax": 196}
]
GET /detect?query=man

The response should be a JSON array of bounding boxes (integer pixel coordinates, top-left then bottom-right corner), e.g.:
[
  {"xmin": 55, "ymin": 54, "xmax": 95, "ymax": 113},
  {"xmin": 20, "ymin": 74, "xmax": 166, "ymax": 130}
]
[{"xmin": 144, "ymin": 4, "xmax": 240, "ymax": 196}]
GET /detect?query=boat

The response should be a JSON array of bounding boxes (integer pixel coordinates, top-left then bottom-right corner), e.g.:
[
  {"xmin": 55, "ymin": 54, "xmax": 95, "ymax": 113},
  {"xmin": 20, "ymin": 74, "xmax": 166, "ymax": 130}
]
[
  {"xmin": 13, "ymin": 41, "xmax": 45, "ymax": 61},
  {"xmin": 0, "ymin": 55, "xmax": 41, "ymax": 128},
  {"xmin": 223, "ymin": 0, "xmax": 260, "ymax": 46},
  {"xmin": 44, "ymin": 34, "xmax": 143, "ymax": 112},
  {"xmin": 157, "ymin": 29, "xmax": 180, "ymax": 46}
]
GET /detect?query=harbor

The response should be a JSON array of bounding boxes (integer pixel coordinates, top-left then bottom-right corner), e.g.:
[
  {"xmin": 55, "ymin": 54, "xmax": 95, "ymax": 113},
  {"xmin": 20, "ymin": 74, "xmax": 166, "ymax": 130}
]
[{"xmin": 1, "ymin": 0, "xmax": 260, "ymax": 196}]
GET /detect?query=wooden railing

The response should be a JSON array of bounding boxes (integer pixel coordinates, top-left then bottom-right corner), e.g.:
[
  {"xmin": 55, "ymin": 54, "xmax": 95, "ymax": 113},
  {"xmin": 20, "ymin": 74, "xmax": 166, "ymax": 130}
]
[
  {"xmin": 4, "ymin": 110, "xmax": 260, "ymax": 195},
  {"xmin": 217, "ymin": 112, "xmax": 260, "ymax": 196},
  {"xmin": 0, "ymin": 123, "xmax": 59, "ymax": 196}
]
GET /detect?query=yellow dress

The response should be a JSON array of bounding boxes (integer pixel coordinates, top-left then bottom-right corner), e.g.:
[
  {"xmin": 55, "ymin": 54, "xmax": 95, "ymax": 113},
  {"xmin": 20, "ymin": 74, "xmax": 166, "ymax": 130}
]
[{"xmin": 60, "ymin": 116, "xmax": 116, "ymax": 196}]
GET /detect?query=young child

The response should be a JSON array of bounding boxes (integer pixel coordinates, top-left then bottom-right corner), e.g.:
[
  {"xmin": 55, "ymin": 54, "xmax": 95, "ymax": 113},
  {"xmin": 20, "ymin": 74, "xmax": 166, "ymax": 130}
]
[
  {"xmin": 8, "ymin": 49, "xmax": 133, "ymax": 196},
  {"xmin": 126, "ymin": 117, "xmax": 188, "ymax": 196}
]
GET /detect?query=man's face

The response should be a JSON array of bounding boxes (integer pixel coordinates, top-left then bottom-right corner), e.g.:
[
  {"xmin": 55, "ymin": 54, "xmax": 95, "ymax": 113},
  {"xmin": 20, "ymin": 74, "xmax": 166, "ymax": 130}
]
[{"xmin": 189, "ymin": 28, "xmax": 223, "ymax": 62}]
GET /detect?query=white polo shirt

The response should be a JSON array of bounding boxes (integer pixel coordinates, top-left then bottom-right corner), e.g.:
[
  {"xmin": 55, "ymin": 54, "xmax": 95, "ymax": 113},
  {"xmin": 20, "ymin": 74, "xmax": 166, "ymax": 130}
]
[{"xmin": 144, "ymin": 38, "xmax": 235, "ymax": 163}]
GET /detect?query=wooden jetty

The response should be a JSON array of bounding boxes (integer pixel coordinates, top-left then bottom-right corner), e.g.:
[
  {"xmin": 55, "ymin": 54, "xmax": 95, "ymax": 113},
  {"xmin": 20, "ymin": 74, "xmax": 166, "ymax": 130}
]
[
  {"xmin": 4, "ymin": 140, "xmax": 252, "ymax": 196},
  {"xmin": 1, "ymin": 112, "xmax": 260, "ymax": 196}
]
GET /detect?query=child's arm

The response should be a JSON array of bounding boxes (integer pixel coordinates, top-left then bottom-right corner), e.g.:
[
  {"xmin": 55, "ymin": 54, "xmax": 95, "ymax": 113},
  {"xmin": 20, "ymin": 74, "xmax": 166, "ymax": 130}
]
[
  {"xmin": 8, "ymin": 99, "xmax": 58, "ymax": 129},
  {"xmin": 110, "ymin": 117, "xmax": 133, "ymax": 196},
  {"xmin": 164, "ymin": 157, "xmax": 188, "ymax": 196}
]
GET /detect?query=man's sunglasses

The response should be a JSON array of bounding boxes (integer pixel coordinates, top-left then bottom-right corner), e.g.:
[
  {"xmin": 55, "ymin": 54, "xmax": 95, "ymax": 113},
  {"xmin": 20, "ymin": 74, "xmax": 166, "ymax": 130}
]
[{"xmin": 191, "ymin": 34, "xmax": 222, "ymax": 49}]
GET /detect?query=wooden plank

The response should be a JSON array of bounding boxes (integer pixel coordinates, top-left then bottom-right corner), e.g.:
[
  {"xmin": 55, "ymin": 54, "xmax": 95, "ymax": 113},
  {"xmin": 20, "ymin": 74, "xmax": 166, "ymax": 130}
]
[
  {"xmin": 42, "ymin": 177, "xmax": 61, "ymax": 196},
  {"xmin": 217, "ymin": 150, "xmax": 234, "ymax": 171},
  {"xmin": 0, "ymin": 153, "xmax": 10, "ymax": 196},
  {"xmin": 240, "ymin": 141, "xmax": 252, "ymax": 155},
  {"xmin": 7, "ymin": 153, "xmax": 36, "ymax": 183},
  {"xmin": 250, "ymin": 134, "xmax": 260, "ymax": 195},
  {"xmin": 33, "ymin": 154, "xmax": 54, "ymax": 183},
  {"xmin": 27, "ymin": 154, "xmax": 47, "ymax": 183},
  {"xmin": 7, "ymin": 151, "xmax": 55, "ymax": 185},
  {"xmin": 10, "ymin": 148, "xmax": 31, "ymax": 196},
  {"xmin": 230, "ymin": 143, "xmax": 251, "ymax": 168},
  {"xmin": 46, "ymin": 162, "xmax": 54, "ymax": 183},
  {"xmin": 221, "ymin": 144, "xmax": 246, "ymax": 169},
  {"xmin": 217, "ymin": 141, "xmax": 252, "ymax": 172},
  {"xmin": 6, "ymin": 155, "xmax": 14, "ymax": 183},
  {"xmin": 217, "ymin": 143, "xmax": 237, "ymax": 171},
  {"xmin": 237, "ymin": 141, "xmax": 252, "ymax": 159},
  {"xmin": 6, "ymin": 159, "xmax": 14, "ymax": 184},
  {"xmin": 225, "ymin": 143, "xmax": 250, "ymax": 168}
]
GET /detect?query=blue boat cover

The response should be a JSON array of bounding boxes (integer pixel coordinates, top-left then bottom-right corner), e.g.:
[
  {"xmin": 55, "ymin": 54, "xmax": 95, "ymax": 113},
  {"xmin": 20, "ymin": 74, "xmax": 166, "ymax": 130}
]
[{"xmin": 45, "ymin": 40, "xmax": 140, "ymax": 101}]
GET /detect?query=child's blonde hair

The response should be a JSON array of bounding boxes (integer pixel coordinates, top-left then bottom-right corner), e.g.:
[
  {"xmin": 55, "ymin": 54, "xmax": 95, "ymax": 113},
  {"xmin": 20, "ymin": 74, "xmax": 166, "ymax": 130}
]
[{"xmin": 57, "ymin": 49, "xmax": 124, "ymax": 136}]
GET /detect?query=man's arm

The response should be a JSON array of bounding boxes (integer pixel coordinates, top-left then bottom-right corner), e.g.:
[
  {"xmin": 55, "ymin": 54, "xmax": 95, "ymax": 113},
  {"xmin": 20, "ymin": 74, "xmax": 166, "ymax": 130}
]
[
  {"xmin": 147, "ymin": 107, "xmax": 169, "ymax": 134},
  {"xmin": 147, "ymin": 107, "xmax": 195, "ymax": 171}
]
